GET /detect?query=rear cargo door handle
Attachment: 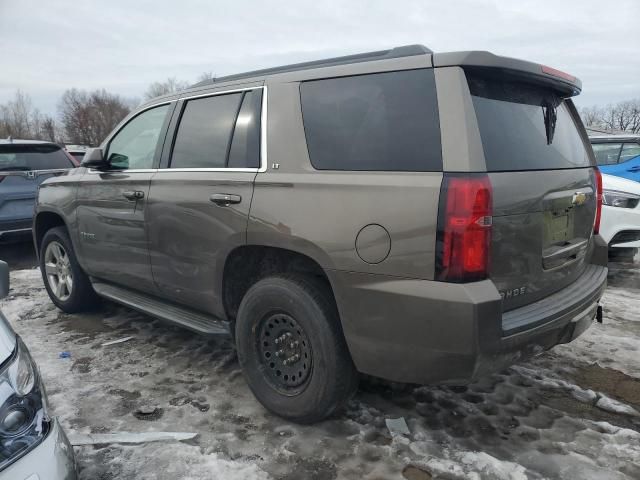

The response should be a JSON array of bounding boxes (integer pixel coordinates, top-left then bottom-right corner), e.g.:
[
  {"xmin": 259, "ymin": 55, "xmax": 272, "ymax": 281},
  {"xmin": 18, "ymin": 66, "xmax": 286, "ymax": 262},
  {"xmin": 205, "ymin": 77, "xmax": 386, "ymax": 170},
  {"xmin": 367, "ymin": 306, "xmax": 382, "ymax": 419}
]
[
  {"xmin": 123, "ymin": 190, "xmax": 144, "ymax": 200},
  {"xmin": 210, "ymin": 193, "xmax": 242, "ymax": 206},
  {"xmin": 628, "ymin": 166, "xmax": 640, "ymax": 172}
]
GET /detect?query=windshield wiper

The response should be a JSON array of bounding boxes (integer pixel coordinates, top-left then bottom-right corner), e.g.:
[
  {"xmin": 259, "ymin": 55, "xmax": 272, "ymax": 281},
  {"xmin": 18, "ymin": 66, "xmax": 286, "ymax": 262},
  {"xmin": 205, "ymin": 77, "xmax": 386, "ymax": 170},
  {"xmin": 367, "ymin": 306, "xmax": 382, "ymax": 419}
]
[{"xmin": 542, "ymin": 98, "xmax": 559, "ymax": 145}]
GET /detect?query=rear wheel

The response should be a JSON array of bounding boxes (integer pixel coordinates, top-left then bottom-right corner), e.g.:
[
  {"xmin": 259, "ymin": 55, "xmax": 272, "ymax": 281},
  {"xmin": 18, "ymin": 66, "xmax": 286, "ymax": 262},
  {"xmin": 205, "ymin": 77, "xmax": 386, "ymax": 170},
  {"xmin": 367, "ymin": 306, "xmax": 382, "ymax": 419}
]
[
  {"xmin": 235, "ymin": 275, "xmax": 358, "ymax": 424},
  {"xmin": 39, "ymin": 227, "xmax": 97, "ymax": 312}
]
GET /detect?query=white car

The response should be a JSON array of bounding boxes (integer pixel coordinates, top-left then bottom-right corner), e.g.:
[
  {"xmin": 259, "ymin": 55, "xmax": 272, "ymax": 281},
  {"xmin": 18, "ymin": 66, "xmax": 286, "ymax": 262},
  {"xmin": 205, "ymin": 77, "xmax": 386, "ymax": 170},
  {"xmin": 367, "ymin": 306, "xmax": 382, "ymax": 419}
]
[
  {"xmin": 0, "ymin": 261, "xmax": 76, "ymax": 479},
  {"xmin": 599, "ymin": 173, "xmax": 640, "ymax": 249}
]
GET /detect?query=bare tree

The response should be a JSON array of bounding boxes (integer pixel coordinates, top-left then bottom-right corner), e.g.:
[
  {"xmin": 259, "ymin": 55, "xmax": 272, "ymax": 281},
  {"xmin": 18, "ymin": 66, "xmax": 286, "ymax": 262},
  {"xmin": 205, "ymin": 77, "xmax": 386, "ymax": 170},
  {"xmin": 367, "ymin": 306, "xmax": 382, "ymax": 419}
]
[
  {"xmin": 0, "ymin": 90, "xmax": 33, "ymax": 138},
  {"xmin": 578, "ymin": 106, "xmax": 602, "ymax": 127},
  {"xmin": 0, "ymin": 90, "xmax": 61, "ymax": 140},
  {"xmin": 196, "ymin": 71, "xmax": 216, "ymax": 84},
  {"xmin": 40, "ymin": 116, "xmax": 57, "ymax": 142},
  {"xmin": 59, "ymin": 88, "xmax": 131, "ymax": 146},
  {"xmin": 579, "ymin": 98, "xmax": 640, "ymax": 134},
  {"xmin": 143, "ymin": 77, "xmax": 189, "ymax": 101}
]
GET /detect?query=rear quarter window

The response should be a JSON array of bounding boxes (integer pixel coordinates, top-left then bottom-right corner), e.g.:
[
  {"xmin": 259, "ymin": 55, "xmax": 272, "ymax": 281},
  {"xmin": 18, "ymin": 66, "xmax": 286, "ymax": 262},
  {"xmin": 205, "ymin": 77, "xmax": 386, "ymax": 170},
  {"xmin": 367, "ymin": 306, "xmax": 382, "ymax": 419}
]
[{"xmin": 300, "ymin": 69, "xmax": 442, "ymax": 171}]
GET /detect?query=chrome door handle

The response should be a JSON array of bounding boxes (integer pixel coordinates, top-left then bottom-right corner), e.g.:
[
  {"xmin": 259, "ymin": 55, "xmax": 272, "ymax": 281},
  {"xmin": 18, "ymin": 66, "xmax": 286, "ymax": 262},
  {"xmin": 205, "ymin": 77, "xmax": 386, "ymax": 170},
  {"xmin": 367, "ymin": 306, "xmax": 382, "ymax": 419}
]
[
  {"xmin": 123, "ymin": 190, "xmax": 144, "ymax": 200},
  {"xmin": 210, "ymin": 193, "xmax": 242, "ymax": 206}
]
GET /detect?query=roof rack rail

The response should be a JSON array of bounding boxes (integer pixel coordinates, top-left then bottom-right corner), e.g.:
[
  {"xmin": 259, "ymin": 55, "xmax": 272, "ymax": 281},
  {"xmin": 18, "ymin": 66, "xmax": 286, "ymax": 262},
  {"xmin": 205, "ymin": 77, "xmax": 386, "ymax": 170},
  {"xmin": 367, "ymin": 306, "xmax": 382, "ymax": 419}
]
[{"xmin": 191, "ymin": 44, "xmax": 432, "ymax": 88}]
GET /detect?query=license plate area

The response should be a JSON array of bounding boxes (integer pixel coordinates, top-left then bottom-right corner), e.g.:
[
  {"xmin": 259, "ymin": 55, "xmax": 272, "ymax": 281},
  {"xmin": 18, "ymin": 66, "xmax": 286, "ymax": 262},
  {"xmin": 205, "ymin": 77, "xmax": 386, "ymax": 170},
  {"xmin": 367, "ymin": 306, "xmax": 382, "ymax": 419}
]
[
  {"xmin": 543, "ymin": 206, "xmax": 574, "ymax": 246},
  {"xmin": 541, "ymin": 202, "xmax": 586, "ymax": 270}
]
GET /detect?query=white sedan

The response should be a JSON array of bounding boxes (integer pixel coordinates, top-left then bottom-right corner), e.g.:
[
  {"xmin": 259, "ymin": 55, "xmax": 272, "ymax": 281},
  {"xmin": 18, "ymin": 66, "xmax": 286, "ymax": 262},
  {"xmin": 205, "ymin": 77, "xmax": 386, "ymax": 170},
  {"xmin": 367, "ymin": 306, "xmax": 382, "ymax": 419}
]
[{"xmin": 600, "ymin": 173, "xmax": 640, "ymax": 249}]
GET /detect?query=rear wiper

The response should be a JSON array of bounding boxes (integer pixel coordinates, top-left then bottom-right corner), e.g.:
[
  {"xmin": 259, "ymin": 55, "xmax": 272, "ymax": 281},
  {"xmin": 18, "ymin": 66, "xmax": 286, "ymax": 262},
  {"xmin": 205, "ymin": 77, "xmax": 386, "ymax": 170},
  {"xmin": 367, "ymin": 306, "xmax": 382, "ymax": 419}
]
[
  {"xmin": 0, "ymin": 166, "xmax": 30, "ymax": 172},
  {"xmin": 542, "ymin": 98, "xmax": 559, "ymax": 145}
]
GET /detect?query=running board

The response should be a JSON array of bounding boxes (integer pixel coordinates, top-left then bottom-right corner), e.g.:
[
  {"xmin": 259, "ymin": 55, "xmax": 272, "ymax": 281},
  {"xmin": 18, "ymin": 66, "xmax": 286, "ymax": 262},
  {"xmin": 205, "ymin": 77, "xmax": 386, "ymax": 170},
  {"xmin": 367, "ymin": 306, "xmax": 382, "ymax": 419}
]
[{"xmin": 92, "ymin": 281, "xmax": 230, "ymax": 336}]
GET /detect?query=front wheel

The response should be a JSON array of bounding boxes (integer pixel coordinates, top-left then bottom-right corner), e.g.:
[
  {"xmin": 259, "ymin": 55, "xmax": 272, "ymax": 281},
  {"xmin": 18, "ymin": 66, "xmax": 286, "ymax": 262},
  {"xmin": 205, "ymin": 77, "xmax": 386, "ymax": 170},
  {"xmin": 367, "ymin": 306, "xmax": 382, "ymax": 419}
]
[
  {"xmin": 39, "ymin": 226, "xmax": 98, "ymax": 313},
  {"xmin": 235, "ymin": 275, "xmax": 358, "ymax": 424}
]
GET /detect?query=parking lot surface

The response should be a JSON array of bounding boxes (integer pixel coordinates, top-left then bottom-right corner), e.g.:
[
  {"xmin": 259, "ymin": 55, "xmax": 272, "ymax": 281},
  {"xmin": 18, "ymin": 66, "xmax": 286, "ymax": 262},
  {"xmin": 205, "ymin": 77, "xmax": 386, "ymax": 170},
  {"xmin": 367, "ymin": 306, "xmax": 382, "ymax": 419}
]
[{"xmin": 1, "ymin": 243, "xmax": 639, "ymax": 479}]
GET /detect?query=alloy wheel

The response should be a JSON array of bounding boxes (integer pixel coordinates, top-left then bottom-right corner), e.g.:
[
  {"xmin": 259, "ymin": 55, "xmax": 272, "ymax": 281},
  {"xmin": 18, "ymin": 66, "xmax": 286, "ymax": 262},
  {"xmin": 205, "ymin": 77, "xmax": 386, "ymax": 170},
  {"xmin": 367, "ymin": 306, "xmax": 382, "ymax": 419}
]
[{"xmin": 44, "ymin": 241, "xmax": 73, "ymax": 301}]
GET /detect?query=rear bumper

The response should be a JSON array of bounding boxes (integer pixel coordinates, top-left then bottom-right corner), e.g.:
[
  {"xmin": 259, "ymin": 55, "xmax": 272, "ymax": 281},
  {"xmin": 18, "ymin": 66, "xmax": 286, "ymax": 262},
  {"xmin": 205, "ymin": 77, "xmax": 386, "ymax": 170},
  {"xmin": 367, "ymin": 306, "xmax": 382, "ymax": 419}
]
[
  {"xmin": 599, "ymin": 204, "xmax": 640, "ymax": 248},
  {"xmin": 0, "ymin": 418, "xmax": 76, "ymax": 480},
  {"xmin": 331, "ymin": 262, "xmax": 607, "ymax": 385}
]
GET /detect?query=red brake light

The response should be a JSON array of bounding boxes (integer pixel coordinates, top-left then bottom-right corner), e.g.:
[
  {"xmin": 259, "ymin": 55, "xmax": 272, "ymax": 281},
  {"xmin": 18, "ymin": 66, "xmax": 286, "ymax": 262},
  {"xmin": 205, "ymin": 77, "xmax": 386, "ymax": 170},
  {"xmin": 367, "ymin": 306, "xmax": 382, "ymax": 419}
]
[
  {"xmin": 436, "ymin": 174, "xmax": 492, "ymax": 283},
  {"xmin": 593, "ymin": 167, "xmax": 603, "ymax": 234},
  {"xmin": 541, "ymin": 65, "xmax": 576, "ymax": 83}
]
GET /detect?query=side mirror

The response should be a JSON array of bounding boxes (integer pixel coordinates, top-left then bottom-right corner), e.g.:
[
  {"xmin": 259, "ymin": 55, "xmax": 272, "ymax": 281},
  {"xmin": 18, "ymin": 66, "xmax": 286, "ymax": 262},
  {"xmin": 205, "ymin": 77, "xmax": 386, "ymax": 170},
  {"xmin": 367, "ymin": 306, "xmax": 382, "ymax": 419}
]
[
  {"xmin": 0, "ymin": 261, "xmax": 8, "ymax": 299},
  {"xmin": 81, "ymin": 148, "xmax": 109, "ymax": 169}
]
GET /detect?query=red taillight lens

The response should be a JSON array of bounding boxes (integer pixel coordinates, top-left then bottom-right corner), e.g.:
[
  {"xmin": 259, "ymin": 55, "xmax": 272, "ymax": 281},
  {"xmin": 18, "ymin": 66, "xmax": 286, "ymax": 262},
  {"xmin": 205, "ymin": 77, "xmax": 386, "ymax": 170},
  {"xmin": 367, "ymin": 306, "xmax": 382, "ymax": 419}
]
[
  {"xmin": 436, "ymin": 174, "xmax": 493, "ymax": 283},
  {"xmin": 541, "ymin": 65, "xmax": 576, "ymax": 83},
  {"xmin": 593, "ymin": 167, "xmax": 603, "ymax": 234}
]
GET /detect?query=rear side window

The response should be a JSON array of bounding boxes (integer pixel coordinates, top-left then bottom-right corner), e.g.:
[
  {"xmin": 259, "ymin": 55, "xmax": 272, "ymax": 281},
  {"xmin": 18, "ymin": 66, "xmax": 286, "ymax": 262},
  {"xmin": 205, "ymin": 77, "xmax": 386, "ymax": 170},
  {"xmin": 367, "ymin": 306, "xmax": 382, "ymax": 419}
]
[
  {"xmin": 171, "ymin": 93, "xmax": 243, "ymax": 169},
  {"xmin": 300, "ymin": 69, "xmax": 442, "ymax": 171},
  {"xmin": 591, "ymin": 143, "xmax": 621, "ymax": 165},
  {"xmin": 620, "ymin": 143, "xmax": 640, "ymax": 163},
  {"xmin": 0, "ymin": 144, "xmax": 74, "ymax": 171},
  {"xmin": 468, "ymin": 72, "xmax": 591, "ymax": 171}
]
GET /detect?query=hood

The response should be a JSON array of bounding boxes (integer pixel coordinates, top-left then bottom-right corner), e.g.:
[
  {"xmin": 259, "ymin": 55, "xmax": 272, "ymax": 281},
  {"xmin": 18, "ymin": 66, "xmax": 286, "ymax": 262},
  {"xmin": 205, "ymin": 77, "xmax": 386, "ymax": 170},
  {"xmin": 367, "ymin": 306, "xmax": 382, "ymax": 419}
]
[
  {"xmin": 602, "ymin": 173, "xmax": 640, "ymax": 195},
  {"xmin": 0, "ymin": 310, "xmax": 16, "ymax": 366}
]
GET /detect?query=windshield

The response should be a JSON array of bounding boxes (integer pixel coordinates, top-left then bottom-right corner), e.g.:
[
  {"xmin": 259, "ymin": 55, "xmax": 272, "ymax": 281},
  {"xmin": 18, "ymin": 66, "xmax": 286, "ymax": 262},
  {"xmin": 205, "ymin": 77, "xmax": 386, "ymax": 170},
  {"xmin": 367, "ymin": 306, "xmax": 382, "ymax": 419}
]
[
  {"xmin": 0, "ymin": 144, "xmax": 74, "ymax": 171},
  {"xmin": 467, "ymin": 72, "xmax": 591, "ymax": 172}
]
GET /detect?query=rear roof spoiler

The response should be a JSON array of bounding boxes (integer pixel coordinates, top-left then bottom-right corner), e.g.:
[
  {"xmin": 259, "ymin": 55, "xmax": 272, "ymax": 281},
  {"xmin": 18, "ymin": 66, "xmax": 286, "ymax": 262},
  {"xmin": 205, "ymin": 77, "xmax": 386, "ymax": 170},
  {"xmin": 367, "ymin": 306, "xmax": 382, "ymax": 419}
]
[{"xmin": 433, "ymin": 51, "xmax": 581, "ymax": 97}]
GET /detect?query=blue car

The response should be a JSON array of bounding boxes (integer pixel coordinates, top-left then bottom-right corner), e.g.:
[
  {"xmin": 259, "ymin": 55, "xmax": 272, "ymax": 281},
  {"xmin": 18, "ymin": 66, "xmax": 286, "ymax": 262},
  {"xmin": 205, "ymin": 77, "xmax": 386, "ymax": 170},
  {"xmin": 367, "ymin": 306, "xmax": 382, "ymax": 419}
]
[
  {"xmin": 590, "ymin": 134, "xmax": 640, "ymax": 182},
  {"xmin": 0, "ymin": 139, "xmax": 77, "ymax": 242}
]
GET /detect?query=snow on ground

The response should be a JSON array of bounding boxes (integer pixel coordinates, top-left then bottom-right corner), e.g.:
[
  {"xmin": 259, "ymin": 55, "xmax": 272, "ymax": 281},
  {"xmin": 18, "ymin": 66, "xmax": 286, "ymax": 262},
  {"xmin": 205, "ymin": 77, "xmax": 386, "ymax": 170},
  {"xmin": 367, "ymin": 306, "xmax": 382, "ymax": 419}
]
[{"xmin": 1, "ymin": 258, "xmax": 640, "ymax": 479}]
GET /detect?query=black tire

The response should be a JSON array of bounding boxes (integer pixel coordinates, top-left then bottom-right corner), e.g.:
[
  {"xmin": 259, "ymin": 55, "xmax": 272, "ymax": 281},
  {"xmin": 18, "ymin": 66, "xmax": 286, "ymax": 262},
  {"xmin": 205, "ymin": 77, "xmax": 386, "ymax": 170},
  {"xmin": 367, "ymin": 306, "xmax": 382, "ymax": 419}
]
[
  {"xmin": 235, "ymin": 274, "xmax": 358, "ymax": 423},
  {"xmin": 39, "ymin": 226, "xmax": 98, "ymax": 313}
]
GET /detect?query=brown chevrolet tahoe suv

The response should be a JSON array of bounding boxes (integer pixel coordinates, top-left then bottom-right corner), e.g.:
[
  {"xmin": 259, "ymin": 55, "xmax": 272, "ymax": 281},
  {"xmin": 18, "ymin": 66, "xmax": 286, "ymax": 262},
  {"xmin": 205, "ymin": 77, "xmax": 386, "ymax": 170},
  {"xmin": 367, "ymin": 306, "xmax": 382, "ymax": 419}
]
[{"xmin": 33, "ymin": 45, "xmax": 608, "ymax": 423}]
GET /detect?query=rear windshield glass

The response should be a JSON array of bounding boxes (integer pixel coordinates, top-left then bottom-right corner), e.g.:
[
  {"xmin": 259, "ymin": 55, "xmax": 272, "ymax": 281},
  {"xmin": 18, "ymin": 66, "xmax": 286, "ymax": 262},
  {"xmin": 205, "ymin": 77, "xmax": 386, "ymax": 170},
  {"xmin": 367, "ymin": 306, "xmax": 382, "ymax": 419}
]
[
  {"xmin": 467, "ymin": 72, "xmax": 591, "ymax": 172},
  {"xmin": 0, "ymin": 144, "xmax": 74, "ymax": 171},
  {"xmin": 300, "ymin": 69, "xmax": 442, "ymax": 171}
]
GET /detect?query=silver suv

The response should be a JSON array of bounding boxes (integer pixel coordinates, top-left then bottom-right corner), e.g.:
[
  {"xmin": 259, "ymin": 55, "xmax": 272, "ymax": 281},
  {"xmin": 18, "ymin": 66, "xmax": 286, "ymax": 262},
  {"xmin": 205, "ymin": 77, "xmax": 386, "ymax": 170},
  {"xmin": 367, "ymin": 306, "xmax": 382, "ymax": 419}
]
[{"xmin": 33, "ymin": 45, "xmax": 608, "ymax": 423}]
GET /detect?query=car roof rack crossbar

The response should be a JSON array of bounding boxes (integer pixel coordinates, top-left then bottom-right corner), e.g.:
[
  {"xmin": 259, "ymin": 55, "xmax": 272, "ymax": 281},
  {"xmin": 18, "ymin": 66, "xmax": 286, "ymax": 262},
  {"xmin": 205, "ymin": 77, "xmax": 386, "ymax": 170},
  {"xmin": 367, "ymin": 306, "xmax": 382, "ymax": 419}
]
[{"xmin": 191, "ymin": 44, "xmax": 432, "ymax": 87}]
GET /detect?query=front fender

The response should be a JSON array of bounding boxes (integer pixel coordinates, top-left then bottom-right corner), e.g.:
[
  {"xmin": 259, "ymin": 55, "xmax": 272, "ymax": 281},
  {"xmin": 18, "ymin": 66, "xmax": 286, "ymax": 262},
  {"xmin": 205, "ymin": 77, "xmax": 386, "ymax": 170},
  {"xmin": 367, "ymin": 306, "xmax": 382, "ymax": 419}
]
[{"xmin": 34, "ymin": 170, "xmax": 83, "ymax": 265}]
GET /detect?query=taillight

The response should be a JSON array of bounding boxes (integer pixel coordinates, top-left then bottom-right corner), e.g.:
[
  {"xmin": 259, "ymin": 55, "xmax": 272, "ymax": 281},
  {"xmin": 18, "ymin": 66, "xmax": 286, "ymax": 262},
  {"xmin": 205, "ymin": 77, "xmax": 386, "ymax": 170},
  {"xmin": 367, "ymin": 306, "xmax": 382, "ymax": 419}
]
[
  {"xmin": 436, "ymin": 174, "xmax": 492, "ymax": 283},
  {"xmin": 541, "ymin": 65, "xmax": 576, "ymax": 83},
  {"xmin": 0, "ymin": 175, "xmax": 5, "ymax": 183},
  {"xmin": 593, "ymin": 167, "xmax": 603, "ymax": 234}
]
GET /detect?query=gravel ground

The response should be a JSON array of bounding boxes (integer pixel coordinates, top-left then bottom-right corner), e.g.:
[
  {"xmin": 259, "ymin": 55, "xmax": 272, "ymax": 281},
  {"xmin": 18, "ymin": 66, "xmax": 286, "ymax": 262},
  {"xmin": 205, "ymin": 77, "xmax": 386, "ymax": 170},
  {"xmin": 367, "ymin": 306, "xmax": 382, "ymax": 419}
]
[{"xmin": 1, "ymin": 243, "xmax": 639, "ymax": 479}]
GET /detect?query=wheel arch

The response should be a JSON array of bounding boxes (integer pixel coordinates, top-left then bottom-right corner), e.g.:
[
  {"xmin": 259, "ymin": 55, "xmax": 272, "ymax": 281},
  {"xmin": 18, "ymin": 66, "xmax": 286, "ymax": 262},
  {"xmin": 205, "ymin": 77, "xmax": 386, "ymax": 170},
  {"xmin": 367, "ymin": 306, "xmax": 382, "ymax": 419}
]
[
  {"xmin": 33, "ymin": 210, "xmax": 68, "ymax": 255},
  {"xmin": 221, "ymin": 245, "xmax": 340, "ymax": 324}
]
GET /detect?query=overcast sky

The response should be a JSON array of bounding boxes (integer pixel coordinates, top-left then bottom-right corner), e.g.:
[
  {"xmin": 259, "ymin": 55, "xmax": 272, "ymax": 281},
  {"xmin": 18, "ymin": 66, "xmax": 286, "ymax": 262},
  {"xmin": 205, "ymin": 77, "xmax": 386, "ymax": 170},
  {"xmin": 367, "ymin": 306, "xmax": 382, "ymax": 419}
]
[{"xmin": 1, "ymin": 0, "xmax": 638, "ymax": 115}]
